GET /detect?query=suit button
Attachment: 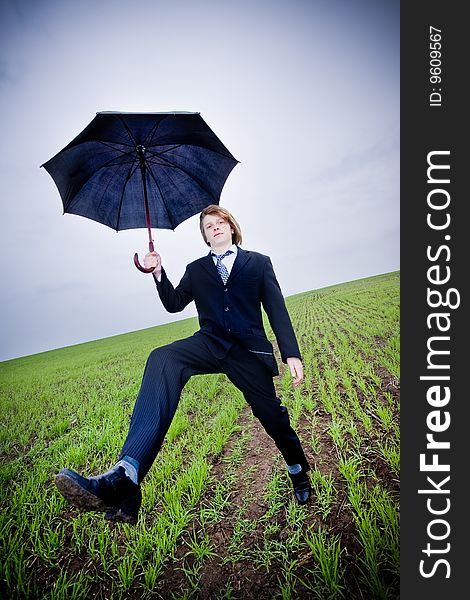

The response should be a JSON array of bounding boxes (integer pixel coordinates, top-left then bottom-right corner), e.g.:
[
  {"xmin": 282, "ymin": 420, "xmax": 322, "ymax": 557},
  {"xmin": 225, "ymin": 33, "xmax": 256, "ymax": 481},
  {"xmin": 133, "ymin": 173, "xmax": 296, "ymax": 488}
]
[
  {"xmin": 224, "ymin": 306, "xmax": 229, "ymax": 311},
  {"xmin": 224, "ymin": 287, "xmax": 228, "ymax": 292}
]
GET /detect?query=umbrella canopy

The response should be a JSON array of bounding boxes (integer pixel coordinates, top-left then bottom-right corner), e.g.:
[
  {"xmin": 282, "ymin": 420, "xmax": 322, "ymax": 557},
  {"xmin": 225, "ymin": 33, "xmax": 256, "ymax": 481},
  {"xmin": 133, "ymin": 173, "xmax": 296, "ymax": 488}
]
[{"xmin": 41, "ymin": 111, "xmax": 238, "ymax": 271}]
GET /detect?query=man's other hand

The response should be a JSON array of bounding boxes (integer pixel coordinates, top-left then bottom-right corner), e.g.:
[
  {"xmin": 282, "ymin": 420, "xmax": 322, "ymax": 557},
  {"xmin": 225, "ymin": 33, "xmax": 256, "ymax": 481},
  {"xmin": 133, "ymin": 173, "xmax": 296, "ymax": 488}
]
[{"xmin": 287, "ymin": 357, "xmax": 304, "ymax": 387}]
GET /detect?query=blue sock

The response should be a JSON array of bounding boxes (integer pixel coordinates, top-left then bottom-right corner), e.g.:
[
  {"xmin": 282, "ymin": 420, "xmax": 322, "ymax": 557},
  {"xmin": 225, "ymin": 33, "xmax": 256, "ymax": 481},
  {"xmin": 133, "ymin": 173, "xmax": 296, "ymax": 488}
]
[
  {"xmin": 115, "ymin": 455, "xmax": 140, "ymax": 484},
  {"xmin": 287, "ymin": 463, "xmax": 302, "ymax": 475}
]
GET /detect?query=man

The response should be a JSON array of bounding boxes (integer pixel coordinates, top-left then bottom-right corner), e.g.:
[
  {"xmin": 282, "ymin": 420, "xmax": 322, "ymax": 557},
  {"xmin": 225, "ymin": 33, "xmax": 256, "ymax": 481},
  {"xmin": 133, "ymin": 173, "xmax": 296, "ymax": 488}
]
[{"xmin": 56, "ymin": 205, "xmax": 311, "ymax": 524}]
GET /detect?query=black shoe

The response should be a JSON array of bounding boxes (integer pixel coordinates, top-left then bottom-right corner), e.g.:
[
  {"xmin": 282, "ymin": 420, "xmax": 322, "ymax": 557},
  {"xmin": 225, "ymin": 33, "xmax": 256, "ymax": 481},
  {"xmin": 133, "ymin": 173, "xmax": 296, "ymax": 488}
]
[
  {"xmin": 288, "ymin": 470, "xmax": 311, "ymax": 505},
  {"xmin": 55, "ymin": 466, "xmax": 141, "ymax": 524}
]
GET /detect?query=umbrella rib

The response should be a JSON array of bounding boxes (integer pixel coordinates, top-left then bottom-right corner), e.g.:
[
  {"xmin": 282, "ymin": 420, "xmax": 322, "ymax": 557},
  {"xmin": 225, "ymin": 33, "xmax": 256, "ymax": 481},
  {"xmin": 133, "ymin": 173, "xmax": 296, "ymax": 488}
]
[
  {"xmin": 99, "ymin": 140, "xmax": 135, "ymax": 153},
  {"xmin": 147, "ymin": 143, "xmax": 236, "ymax": 162},
  {"xmin": 115, "ymin": 159, "xmax": 140, "ymax": 231},
  {"xmin": 186, "ymin": 145, "xmax": 237, "ymax": 161},
  {"xmin": 117, "ymin": 115, "xmax": 139, "ymax": 147},
  {"xmin": 147, "ymin": 144, "xmax": 182, "ymax": 157},
  {"xmin": 94, "ymin": 172, "xmax": 117, "ymax": 222},
  {"xmin": 145, "ymin": 149, "xmax": 220, "ymax": 203},
  {"xmin": 146, "ymin": 165, "xmax": 179, "ymax": 230},
  {"xmin": 143, "ymin": 120, "xmax": 165, "ymax": 149},
  {"xmin": 202, "ymin": 147, "xmax": 238, "ymax": 162},
  {"xmin": 94, "ymin": 148, "xmax": 137, "ymax": 169}
]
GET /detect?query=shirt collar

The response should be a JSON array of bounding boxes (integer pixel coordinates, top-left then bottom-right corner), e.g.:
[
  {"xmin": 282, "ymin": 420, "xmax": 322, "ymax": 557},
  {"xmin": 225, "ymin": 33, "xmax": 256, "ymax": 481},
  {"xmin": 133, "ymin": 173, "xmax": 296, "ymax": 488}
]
[{"xmin": 211, "ymin": 244, "xmax": 238, "ymax": 258}]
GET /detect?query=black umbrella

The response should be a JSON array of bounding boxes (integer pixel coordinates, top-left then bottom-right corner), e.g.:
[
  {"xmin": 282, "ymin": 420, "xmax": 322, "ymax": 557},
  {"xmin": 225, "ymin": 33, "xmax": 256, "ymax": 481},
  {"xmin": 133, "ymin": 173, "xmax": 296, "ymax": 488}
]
[{"xmin": 41, "ymin": 111, "xmax": 238, "ymax": 272}]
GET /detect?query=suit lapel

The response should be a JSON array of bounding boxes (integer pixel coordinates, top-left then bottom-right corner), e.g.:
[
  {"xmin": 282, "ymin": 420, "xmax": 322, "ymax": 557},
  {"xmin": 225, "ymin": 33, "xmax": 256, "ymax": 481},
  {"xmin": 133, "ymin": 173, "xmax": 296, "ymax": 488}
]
[
  {"xmin": 200, "ymin": 252, "xmax": 223, "ymax": 284},
  {"xmin": 227, "ymin": 248, "xmax": 251, "ymax": 282}
]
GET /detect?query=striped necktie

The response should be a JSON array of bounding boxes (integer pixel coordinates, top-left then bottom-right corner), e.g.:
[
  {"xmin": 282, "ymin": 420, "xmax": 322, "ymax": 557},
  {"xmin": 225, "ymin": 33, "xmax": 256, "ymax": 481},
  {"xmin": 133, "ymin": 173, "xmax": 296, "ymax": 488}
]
[{"xmin": 213, "ymin": 250, "xmax": 233, "ymax": 284}]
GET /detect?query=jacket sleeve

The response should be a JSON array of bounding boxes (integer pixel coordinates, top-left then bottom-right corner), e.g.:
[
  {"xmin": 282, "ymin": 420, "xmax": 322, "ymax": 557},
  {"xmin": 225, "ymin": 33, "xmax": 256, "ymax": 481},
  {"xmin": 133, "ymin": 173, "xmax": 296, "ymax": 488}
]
[
  {"xmin": 154, "ymin": 266, "xmax": 193, "ymax": 313},
  {"xmin": 260, "ymin": 257, "xmax": 301, "ymax": 363}
]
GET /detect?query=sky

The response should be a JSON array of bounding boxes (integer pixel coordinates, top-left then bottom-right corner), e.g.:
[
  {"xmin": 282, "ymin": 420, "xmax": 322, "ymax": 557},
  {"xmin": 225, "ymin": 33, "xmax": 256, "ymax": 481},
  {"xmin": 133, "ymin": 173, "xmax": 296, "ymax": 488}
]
[{"xmin": 0, "ymin": 0, "xmax": 399, "ymax": 362}]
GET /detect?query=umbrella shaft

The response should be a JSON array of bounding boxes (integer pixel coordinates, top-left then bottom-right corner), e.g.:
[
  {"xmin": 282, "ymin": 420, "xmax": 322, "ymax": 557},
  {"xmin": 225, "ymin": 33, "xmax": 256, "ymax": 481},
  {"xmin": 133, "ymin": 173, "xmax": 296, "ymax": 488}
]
[{"xmin": 137, "ymin": 145, "xmax": 154, "ymax": 250}]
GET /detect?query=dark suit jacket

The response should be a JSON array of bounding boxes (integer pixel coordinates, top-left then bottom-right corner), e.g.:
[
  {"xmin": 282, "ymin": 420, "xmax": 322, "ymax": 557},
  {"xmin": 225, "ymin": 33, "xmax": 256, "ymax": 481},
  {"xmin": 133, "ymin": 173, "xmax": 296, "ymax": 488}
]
[{"xmin": 154, "ymin": 247, "xmax": 301, "ymax": 376}]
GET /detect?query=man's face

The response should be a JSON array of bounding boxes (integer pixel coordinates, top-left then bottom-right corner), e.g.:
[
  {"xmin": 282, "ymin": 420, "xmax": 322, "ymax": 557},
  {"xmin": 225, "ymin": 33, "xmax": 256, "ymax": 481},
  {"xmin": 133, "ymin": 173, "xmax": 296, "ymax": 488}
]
[{"xmin": 202, "ymin": 213, "xmax": 233, "ymax": 250}]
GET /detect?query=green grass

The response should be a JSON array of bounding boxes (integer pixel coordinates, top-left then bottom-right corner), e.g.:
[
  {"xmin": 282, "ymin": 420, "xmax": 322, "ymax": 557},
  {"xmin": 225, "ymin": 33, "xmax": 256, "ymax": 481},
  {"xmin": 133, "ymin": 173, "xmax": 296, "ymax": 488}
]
[{"xmin": 0, "ymin": 271, "xmax": 400, "ymax": 599}]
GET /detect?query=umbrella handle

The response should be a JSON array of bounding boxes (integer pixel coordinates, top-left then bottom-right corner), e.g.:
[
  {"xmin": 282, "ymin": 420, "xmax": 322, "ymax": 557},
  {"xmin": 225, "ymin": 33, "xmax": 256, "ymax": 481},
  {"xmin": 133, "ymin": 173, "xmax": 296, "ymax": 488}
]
[{"xmin": 133, "ymin": 252, "xmax": 156, "ymax": 274}]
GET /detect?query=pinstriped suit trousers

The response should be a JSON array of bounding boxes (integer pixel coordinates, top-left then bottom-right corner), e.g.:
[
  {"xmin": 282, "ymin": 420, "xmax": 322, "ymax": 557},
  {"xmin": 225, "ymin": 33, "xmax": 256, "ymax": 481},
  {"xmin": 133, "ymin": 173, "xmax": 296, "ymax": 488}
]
[{"xmin": 119, "ymin": 333, "xmax": 309, "ymax": 481}]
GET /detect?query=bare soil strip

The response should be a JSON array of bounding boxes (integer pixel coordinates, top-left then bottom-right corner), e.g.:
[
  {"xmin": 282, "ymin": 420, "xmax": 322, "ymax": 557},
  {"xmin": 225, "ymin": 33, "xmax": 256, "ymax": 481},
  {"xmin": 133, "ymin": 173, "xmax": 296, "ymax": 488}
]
[{"xmin": 157, "ymin": 403, "xmax": 285, "ymax": 598}]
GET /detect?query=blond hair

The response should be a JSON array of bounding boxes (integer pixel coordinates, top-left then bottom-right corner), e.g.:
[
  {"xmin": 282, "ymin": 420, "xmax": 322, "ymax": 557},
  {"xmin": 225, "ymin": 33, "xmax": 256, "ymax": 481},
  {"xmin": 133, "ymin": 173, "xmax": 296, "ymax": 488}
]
[{"xmin": 199, "ymin": 205, "xmax": 242, "ymax": 246}]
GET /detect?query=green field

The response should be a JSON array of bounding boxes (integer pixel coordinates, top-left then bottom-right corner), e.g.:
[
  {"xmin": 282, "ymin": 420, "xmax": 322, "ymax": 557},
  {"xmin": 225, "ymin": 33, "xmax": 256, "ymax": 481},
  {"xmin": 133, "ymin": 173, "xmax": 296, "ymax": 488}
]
[{"xmin": 0, "ymin": 271, "xmax": 399, "ymax": 599}]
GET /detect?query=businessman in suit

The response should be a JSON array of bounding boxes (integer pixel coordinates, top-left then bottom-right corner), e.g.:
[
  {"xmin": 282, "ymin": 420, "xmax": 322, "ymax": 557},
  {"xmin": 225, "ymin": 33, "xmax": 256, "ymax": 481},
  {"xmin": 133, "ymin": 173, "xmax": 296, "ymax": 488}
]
[{"xmin": 56, "ymin": 205, "xmax": 311, "ymax": 523}]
